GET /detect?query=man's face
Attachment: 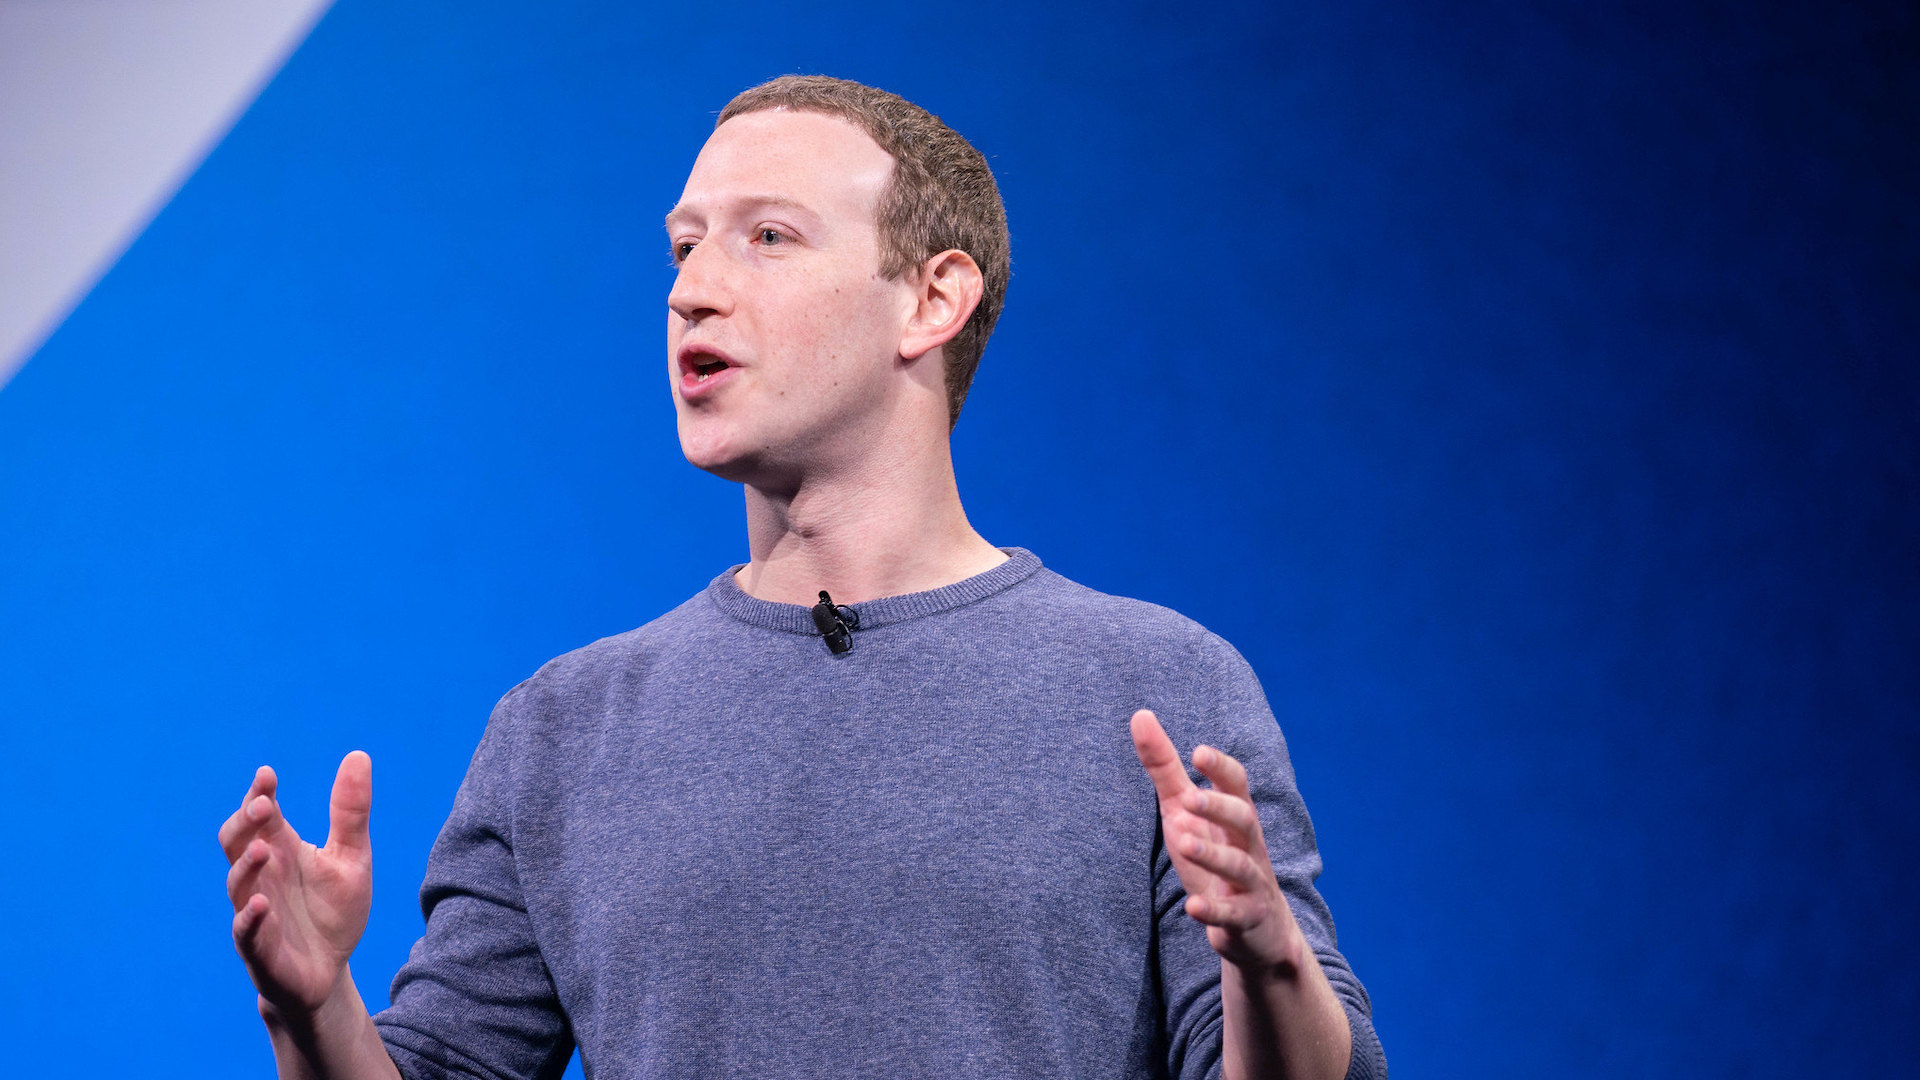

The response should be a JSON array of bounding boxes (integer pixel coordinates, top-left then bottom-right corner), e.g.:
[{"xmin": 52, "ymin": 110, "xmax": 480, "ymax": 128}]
[{"xmin": 664, "ymin": 109, "xmax": 912, "ymax": 486}]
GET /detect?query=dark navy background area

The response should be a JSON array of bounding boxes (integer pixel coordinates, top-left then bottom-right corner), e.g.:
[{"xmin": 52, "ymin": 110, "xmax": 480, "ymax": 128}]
[{"xmin": 2, "ymin": 2, "xmax": 1913, "ymax": 1075}]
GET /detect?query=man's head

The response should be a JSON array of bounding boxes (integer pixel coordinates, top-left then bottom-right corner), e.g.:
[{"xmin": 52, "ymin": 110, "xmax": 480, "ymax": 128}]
[
  {"xmin": 664, "ymin": 77, "xmax": 1009, "ymax": 485},
  {"xmin": 714, "ymin": 76, "xmax": 1010, "ymax": 425}
]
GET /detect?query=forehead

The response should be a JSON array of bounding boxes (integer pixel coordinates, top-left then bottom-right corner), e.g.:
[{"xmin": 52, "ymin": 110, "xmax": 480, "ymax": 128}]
[{"xmin": 669, "ymin": 109, "xmax": 894, "ymax": 228}]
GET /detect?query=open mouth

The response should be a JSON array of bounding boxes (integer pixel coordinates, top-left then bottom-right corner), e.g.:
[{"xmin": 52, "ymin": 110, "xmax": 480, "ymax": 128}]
[{"xmin": 678, "ymin": 347, "xmax": 736, "ymax": 390}]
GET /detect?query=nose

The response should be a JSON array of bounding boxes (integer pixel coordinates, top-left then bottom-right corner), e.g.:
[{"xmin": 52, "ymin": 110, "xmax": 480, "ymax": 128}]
[{"xmin": 667, "ymin": 242, "xmax": 730, "ymax": 325}]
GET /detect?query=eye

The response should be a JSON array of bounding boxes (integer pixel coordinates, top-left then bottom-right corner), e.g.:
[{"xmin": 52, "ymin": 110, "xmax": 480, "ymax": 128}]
[
  {"xmin": 757, "ymin": 227, "xmax": 787, "ymax": 246},
  {"xmin": 671, "ymin": 240, "xmax": 697, "ymax": 264}
]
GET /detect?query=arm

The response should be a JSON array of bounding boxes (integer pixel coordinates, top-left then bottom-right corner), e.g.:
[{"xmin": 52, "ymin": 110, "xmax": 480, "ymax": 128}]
[
  {"xmin": 374, "ymin": 691, "xmax": 576, "ymax": 1080},
  {"xmin": 218, "ymin": 753, "xmax": 401, "ymax": 1080},
  {"xmin": 1132, "ymin": 710, "xmax": 1353, "ymax": 1080},
  {"xmin": 260, "ymin": 968, "xmax": 402, "ymax": 1080}
]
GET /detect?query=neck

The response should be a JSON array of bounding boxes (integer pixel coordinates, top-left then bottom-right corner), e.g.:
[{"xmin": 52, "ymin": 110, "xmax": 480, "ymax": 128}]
[{"xmin": 735, "ymin": 427, "xmax": 1005, "ymax": 607}]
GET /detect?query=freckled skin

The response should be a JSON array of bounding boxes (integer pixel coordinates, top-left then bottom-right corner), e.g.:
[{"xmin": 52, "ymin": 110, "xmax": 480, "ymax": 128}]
[{"xmin": 665, "ymin": 110, "xmax": 918, "ymax": 493}]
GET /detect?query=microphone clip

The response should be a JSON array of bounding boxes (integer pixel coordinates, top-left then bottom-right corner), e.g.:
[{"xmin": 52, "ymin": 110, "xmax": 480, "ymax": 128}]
[{"xmin": 810, "ymin": 590, "xmax": 860, "ymax": 654}]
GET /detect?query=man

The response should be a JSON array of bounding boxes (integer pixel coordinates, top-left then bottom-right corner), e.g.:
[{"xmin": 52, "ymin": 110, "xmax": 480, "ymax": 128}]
[{"xmin": 219, "ymin": 75, "xmax": 1387, "ymax": 1080}]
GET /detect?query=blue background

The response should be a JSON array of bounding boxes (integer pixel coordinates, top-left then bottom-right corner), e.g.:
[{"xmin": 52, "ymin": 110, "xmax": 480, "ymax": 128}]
[{"xmin": 2, "ymin": 1, "xmax": 1914, "ymax": 1075}]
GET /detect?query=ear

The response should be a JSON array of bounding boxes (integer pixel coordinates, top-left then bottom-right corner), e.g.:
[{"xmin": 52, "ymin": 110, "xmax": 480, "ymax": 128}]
[{"xmin": 899, "ymin": 249, "xmax": 984, "ymax": 362}]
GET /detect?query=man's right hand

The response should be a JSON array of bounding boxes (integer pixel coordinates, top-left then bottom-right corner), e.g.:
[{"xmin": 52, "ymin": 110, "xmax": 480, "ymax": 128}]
[{"xmin": 219, "ymin": 751, "xmax": 374, "ymax": 1019}]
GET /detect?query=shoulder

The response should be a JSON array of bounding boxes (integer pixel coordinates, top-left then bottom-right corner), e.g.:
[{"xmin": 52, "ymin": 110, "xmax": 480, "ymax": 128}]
[
  {"xmin": 1019, "ymin": 566, "xmax": 1283, "ymax": 755},
  {"xmin": 1017, "ymin": 565, "xmax": 1253, "ymax": 678},
  {"xmin": 492, "ymin": 586, "xmax": 717, "ymax": 723}
]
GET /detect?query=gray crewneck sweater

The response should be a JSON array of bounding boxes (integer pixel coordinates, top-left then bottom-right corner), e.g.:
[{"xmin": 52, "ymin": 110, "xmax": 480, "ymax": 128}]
[{"xmin": 374, "ymin": 549, "xmax": 1386, "ymax": 1079}]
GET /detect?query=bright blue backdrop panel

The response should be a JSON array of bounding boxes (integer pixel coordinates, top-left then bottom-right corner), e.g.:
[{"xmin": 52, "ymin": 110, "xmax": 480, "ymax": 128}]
[{"xmin": 1, "ymin": 2, "xmax": 1914, "ymax": 1076}]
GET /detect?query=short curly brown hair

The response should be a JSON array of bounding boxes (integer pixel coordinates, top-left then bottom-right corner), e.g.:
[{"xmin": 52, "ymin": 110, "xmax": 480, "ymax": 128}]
[{"xmin": 717, "ymin": 76, "xmax": 1010, "ymax": 429}]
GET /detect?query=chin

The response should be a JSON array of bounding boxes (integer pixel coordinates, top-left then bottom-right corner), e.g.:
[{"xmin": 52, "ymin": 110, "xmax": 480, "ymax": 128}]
[
  {"xmin": 677, "ymin": 427, "xmax": 741, "ymax": 476},
  {"xmin": 677, "ymin": 420, "xmax": 770, "ymax": 485}
]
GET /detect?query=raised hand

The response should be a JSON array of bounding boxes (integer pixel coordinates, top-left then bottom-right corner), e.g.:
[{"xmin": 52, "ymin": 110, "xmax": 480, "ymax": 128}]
[
  {"xmin": 218, "ymin": 752, "xmax": 375, "ymax": 1017},
  {"xmin": 1130, "ymin": 710, "xmax": 1304, "ymax": 972}
]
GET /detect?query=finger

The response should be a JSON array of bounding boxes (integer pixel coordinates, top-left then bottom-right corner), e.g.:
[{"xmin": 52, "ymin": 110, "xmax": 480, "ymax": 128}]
[
  {"xmin": 1192, "ymin": 744, "xmax": 1251, "ymax": 800},
  {"xmin": 326, "ymin": 750, "xmax": 373, "ymax": 858},
  {"xmin": 226, "ymin": 838, "xmax": 272, "ymax": 908},
  {"xmin": 1130, "ymin": 710, "xmax": 1194, "ymax": 801},
  {"xmin": 217, "ymin": 766, "xmax": 277, "ymax": 858},
  {"xmin": 252, "ymin": 765, "xmax": 279, "ymax": 805},
  {"xmin": 1181, "ymin": 787, "xmax": 1260, "ymax": 845},
  {"xmin": 233, "ymin": 893, "xmax": 269, "ymax": 953},
  {"xmin": 217, "ymin": 806, "xmax": 253, "ymax": 861},
  {"xmin": 242, "ymin": 790, "xmax": 289, "ymax": 846},
  {"xmin": 1185, "ymin": 891, "xmax": 1263, "ymax": 930},
  {"xmin": 1159, "ymin": 820, "xmax": 1223, "ymax": 890},
  {"xmin": 1174, "ymin": 832, "xmax": 1267, "ymax": 892},
  {"xmin": 219, "ymin": 794, "xmax": 281, "ymax": 862}
]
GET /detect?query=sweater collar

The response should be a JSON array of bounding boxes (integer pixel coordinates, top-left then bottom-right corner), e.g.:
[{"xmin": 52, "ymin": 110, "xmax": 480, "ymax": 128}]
[{"xmin": 706, "ymin": 548, "xmax": 1043, "ymax": 636}]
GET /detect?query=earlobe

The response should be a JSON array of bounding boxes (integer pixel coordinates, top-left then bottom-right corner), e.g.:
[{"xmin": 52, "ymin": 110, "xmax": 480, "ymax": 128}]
[{"xmin": 900, "ymin": 249, "xmax": 984, "ymax": 362}]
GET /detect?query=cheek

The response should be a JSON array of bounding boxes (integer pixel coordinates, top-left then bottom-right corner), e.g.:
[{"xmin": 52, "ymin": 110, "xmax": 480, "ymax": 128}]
[
  {"xmin": 778, "ymin": 283, "xmax": 889, "ymax": 365},
  {"xmin": 742, "ymin": 268, "xmax": 908, "ymax": 395},
  {"xmin": 811, "ymin": 276, "xmax": 906, "ymax": 358}
]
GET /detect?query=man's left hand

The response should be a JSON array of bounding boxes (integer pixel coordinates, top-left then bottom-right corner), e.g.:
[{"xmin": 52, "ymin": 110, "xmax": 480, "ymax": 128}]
[{"xmin": 1130, "ymin": 708, "xmax": 1308, "ymax": 974}]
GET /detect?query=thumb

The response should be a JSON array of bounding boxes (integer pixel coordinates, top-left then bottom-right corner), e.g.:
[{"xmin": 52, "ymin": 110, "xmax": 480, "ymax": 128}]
[
  {"xmin": 1130, "ymin": 709, "xmax": 1194, "ymax": 802},
  {"xmin": 326, "ymin": 750, "xmax": 373, "ymax": 858}
]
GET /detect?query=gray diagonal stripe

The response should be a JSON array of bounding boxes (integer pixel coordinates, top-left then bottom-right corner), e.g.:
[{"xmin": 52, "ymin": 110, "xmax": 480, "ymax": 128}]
[{"xmin": 0, "ymin": 0, "xmax": 335, "ymax": 388}]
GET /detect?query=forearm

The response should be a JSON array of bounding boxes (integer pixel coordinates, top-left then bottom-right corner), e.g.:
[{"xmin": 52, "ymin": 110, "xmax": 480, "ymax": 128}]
[
  {"xmin": 1220, "ymin": 942, "xmax": 1352, "ymax": 1080},
  {"xmin": 261, "ymin": 965, "xmax": 403, "ymax": 1080}
]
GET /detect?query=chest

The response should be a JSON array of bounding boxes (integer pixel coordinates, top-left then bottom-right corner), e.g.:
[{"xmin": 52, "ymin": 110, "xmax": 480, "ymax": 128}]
[{"xmin": 513, "ymin": 656, "xmax": 1160, "ymax": 975}]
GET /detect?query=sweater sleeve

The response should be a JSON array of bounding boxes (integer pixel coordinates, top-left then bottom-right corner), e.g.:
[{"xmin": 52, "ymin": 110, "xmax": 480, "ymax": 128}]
[
  {"xmin": 372, "ymin": 689, "xmax": 576, "ymax": 1080},
  {"xmin": 1154, "ymin": 632, "xmax": 1388, "ymax": 1080}
]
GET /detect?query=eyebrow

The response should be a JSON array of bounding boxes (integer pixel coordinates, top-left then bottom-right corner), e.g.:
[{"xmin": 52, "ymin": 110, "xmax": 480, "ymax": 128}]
[{"xmin": 664, "ymin": 194, "xmax": 820, "ymax": 229}]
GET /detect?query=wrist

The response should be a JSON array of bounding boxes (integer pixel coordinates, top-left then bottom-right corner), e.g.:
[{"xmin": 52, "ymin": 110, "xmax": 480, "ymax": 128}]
[
  {"xmin": 260, "ymin": 966, "xmax": 360, "ymax": 1043},
  {"xmin": 1227, "ymin": 927, "xmax": 1314, "ymax": 987}
]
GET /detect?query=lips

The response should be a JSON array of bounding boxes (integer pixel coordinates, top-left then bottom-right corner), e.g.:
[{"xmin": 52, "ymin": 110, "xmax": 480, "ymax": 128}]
[{"xmin": 676, "ymin": 344, "xmax": 739, "ymax": 398}]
